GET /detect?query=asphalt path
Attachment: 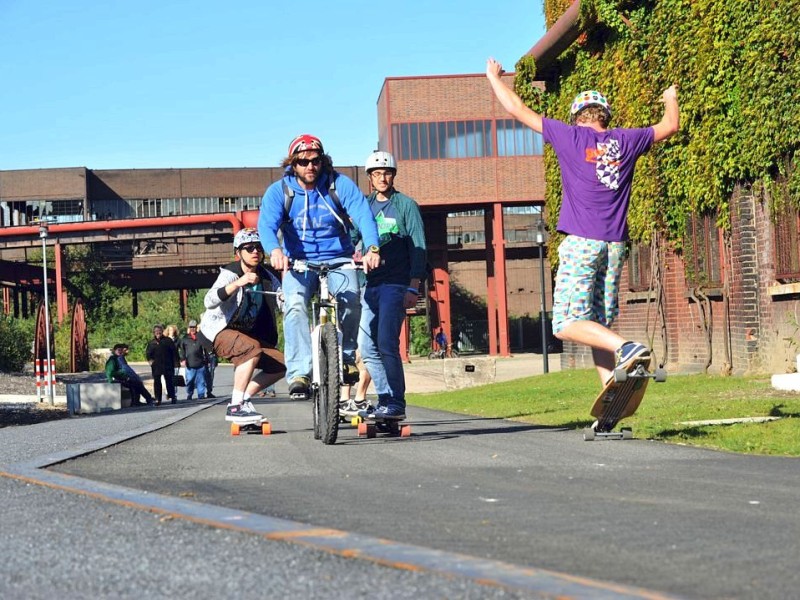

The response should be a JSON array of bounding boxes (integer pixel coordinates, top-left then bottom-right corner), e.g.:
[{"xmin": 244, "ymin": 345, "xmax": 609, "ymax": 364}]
[{"xmin": 3, "ymin": 364, "xmax": 799, "ymax": 599}]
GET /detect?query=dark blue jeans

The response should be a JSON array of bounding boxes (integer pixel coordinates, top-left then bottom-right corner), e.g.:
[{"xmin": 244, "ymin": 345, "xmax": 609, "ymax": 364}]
[{"xmin": 358, "ymin": 284, "xmax": 407, "ymax": 409}]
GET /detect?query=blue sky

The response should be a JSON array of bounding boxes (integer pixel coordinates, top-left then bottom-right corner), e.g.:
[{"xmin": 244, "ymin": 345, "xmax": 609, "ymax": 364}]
[{"xmin": 0, "ymin": 1, "xmax": 545, "ymax": 171}]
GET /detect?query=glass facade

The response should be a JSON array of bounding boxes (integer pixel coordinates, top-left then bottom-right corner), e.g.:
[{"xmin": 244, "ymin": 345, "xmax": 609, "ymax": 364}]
[{"xmin": 391, "ymin": 119, "xmax": 542, "ymax": 161}]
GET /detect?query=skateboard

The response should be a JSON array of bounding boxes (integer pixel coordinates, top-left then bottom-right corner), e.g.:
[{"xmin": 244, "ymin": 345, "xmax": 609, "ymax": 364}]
[
  {"xmin": 356, "ymin": 414, "xmax": 411, "ymax": 439},
  {"xmin": 229, "ymin": 416, "xmax": 271, "ymax": 436},
  {"xmin": 338, "ymin": 404, "xmax": 369, "ymax": 425},
  {"xmin": 583, "ymin": 355, "xmax": 666, "ymax": 441}
]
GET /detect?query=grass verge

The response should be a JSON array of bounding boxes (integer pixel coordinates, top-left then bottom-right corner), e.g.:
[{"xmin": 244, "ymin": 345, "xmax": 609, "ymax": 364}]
[{"xmin": 409, "ymin": 369, "xmax": 800, "ymax": 457}]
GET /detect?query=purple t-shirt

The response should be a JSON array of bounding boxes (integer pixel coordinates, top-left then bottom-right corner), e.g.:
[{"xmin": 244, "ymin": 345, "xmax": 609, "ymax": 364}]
[{"xmin": 542, "ymin": 118, "xmax": 654, "ymax": 242}]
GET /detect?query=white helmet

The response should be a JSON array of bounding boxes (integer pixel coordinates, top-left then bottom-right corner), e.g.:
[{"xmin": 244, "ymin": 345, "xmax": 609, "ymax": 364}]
[
  {"xmin": 233, "ymin": 227, "xmax": 260, "ymax": 250},
  {"xmin": 365, "ymin": 151, "xmax": 397, "ymax": 174}
]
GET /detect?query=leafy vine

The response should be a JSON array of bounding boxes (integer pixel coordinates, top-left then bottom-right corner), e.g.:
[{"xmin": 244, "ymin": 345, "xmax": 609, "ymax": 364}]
[{"xmin": 518, "ymin": 0, "xmax": 800, "ymax": 255}]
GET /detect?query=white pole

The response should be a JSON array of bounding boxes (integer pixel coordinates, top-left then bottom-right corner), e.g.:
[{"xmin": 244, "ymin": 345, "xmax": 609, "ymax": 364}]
[{"xmin": 40, "ymin": 224, "xmax": 54, "ymax": 405}]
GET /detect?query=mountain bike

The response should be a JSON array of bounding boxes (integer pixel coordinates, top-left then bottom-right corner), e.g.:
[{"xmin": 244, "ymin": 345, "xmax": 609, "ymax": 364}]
[
  {"xmin": 292, "ymin": 260, "xmax": 362, "ymax": 445},
  {"xmin": 428, "ymin": 344, "xmax": 459, "ymax": 359}
]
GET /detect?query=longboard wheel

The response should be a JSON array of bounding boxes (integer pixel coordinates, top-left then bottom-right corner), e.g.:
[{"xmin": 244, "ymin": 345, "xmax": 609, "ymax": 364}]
[
  {"xmin": 357, "ymin": 422, "xmax": 368, "ymax": 437},
  {"xmin": 613, "ymin": 367, "xmax": 628, "ymax": 383},
  {"xmin": 400, "ymin": 424, "xmax": 411, "ymax": 438},
  {"xmin": 654, "ymin": 367, "xmax": 667, "ymax": 382},
  {"xmin": 366, "ymin": 423, "xmax": 377, "ymax": 439},
  {"xmin": 583, "ymin": 427, "xmax": 595, "ymax": 441},
  {"xmin": 621, "ymin": 427, "xmax": 633, "ymax": 440},
  {"xmin": 261, "ymin": 422, "xmax": 271, "ymax": 436},
  {"xmin": 351, "ymin": 416, "xmax": 362, "ymax": 427},
  {"xmin": 231, "ymin": 423, "xmax": 241, "ymax": 436}
]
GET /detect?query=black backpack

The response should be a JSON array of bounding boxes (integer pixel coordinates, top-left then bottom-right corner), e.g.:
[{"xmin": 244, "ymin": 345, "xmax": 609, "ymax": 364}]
[{"xmin": 280, "ymin": 171, "xmax": 352, "ymax": 234}]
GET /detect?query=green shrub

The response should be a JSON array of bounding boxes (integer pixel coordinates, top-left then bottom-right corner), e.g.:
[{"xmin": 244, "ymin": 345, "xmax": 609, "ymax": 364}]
[{"xmin": 0, "ymin": 316, "xmax": 33, "ymax": 373}]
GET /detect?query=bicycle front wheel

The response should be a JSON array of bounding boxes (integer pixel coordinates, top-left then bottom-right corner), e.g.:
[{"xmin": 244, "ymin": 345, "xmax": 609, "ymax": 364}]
[{"xmin": 316, "ymin": 322, "xmax": 340, "ymax": 445}]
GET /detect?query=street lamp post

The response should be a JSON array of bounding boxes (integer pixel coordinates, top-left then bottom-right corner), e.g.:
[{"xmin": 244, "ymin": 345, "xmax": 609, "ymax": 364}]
[
  {"xmin": 39, "ymin": 223, "xmax": 54, "ymax": 405},
  {"xmin": 535, "ymin": 219, "xmax": 549, "ymax": 374}
]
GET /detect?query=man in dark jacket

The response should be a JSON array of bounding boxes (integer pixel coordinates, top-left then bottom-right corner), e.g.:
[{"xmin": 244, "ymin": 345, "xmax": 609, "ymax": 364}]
[
  {"xmin": 145, "ymin": 324, "xmax": 177, "ymax": 405},
  {"xmin": 178, "ymin": 319, "xmax": 208, "ymax": 401}
]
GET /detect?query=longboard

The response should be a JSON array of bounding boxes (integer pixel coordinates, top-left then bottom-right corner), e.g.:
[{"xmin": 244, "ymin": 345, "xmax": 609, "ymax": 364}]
[
  {"xmin": 584, "ymin": 355, "xmax": 666, "ymax": 441},
  {"xmin": 229, "ymin": 417, "xmax": 271, "ymax": 436},
  {"xmin": 356, "ymin": 414, "xmax": 411, "ymax": 438}
]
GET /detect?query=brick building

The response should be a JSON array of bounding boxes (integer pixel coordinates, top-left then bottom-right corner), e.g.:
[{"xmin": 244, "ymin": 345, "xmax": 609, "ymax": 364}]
[{"xmin": 376, "ymin": 73, "xmax": 550, "ymax": 355}]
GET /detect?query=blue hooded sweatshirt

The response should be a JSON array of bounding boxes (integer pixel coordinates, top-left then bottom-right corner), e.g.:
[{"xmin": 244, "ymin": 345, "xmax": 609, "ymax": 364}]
[{"xmin": 258, "ymin": 168, "xmax": 380, "ymax": 262}]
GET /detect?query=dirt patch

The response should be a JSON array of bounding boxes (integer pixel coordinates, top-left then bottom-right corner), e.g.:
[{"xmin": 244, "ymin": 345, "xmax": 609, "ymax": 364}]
[
  {"xmin": 0, "ymin": 404, "xmax": 70, "ymax": 428},
  {"xmin": 0, "ymin": 371, "xmax": 70, "ymax": 428}
]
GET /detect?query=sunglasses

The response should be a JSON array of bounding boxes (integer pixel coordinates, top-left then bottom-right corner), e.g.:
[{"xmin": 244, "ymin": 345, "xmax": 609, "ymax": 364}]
[
  {"xmin": 240, "ymin": 244, "xmax": 263, "ymax": 253},
  {"xmin": 295, "ymin": 157, "xmax": 322, "ymax": 167}
]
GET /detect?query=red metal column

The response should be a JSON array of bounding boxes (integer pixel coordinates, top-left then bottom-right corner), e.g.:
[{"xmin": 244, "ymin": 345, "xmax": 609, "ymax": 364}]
[
  {"xmin": 54, "ymin": 242, "xmax": 68, "ymax": 324},
  {"xmin": 484, "ymin": 211, "xmax": 498, "ymax": 355},
  {"xmin": 430, "ymin": 267, "xmax": 452, "ymax": 343},
  {"xmin": 492, "ymin": 203, "xmax": 511, "ymax": 356},
  {"xmin": 400, "ymin": 317, "xmax": 410, "ymax": 363}
]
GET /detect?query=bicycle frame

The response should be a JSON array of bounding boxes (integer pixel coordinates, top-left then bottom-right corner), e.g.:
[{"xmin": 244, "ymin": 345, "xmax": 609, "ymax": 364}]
[
  {"xmin": 291, "ymin": 260, "xmax": 362, "ymax": 445},
  {"xmin": 293, "ymin": 261, "xmax": 350, "ymax": 387}
]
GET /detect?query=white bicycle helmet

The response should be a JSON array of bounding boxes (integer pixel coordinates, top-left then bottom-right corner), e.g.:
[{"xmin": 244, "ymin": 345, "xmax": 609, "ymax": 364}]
[
  {"xmin": 570, "ymin": 90, "xmax": 612, "ymax": 122},
  {"xmin": 365, "ymin": 151, "xmax": 397, "ymax": 174},
  {"xmin": 233, "ymin": 227, "xmax": 260, "ymax": 250}
]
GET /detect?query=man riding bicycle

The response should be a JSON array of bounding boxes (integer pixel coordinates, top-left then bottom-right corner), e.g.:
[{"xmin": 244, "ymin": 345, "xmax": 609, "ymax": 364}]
[{"xmin": 257, "ymin": 134, "xmax": 381, "ymax": 396}]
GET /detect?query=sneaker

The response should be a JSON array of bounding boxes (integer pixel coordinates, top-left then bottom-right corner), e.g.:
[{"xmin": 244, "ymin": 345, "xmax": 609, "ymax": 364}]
[
  {"xmin": 342, "ymin": 363, "xmax": 360, "ymax": 385},
  {"xmin": 242, "ymin": 400, "xmax": 258, "ymax": 414},
  {"xmin": 207, "ymin": 392, "xmax": 216, "ymax": 399},
  {"xmin": 353, "ymin": 398, "xmax": 369, "ymax": 411},
  {"xmin": 614, "ymin": 341, "xmax": 650, "ymax": 372},
  {"xmin": 288, "ymin": 376, "xmax": 310, "ymax": 396},
  {"xmin": 225, "ymin": 402, "xmax": 262, "ymax": 423},
  {"xmin": 340, "ymin": 399, "xmax": 365, "ymax": 414},
  {"xmin": 371, "ymin": 404, "xmax": 406, "ymax": 420},
  {"xmin": 357, "ymin": 404, "xmax": 377, "ymax": 419}
]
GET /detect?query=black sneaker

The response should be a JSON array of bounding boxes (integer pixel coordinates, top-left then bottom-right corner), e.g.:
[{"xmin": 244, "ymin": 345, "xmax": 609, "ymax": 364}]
[
  {"xmin": 225, "ymin": 402, "xmax": 262, "ymax": 423},
  {"xmin": 288, "ymin": 376, "xmax": 310, "ymax": 396}
]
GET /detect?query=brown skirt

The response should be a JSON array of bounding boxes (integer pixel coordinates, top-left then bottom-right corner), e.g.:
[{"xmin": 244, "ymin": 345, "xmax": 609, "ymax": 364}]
[{"xmin": 213, "ymin": 329, "xmax": 286, "ymax": 374}]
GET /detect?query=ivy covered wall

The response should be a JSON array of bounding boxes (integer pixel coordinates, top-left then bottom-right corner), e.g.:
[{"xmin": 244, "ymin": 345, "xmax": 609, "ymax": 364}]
[{"xmin": 515, "ymin": 0, "xmax": 800, "ymax": 248}]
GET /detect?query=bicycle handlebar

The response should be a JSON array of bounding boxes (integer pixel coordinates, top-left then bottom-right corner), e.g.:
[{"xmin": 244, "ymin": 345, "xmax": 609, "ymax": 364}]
[{"xmin": 290, "ymin": 259, "xmax": 365, "ymax": 274}]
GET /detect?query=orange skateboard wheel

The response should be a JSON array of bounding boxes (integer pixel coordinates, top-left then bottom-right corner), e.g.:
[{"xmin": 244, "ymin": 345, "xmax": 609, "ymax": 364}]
[
  {"xmin": 261, "ymin": 422, "xmax": 271, "ymax": 436},
  {"xmin": 231, "ymin": 423, "xmax": 240, "ymax": 436}
]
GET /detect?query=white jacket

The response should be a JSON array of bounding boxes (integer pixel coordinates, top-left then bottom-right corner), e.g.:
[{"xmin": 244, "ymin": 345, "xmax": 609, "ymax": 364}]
[{"xmin": 199, "ymin": 261, "xmax": 281, "ymax": 343}]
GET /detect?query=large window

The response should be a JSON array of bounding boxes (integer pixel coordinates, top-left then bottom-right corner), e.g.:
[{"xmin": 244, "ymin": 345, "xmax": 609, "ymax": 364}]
[
  {"xmin": 627, "ymin": 242, "xmax": 653, "ymax": 292},
  {"xmin": 392, "ymin": 120, "xmax": 493, "ymax": 160},
  {"xmin": 496, "ymin": 119, "xmax": 543, "ymax": 156},
  {"xmin": 391, "ymin": 119, "xmax": 543, "ymax": 161},
  {"xmin": 774, "ymin": 203, "xmax": 800, "ymax": 281},
  {"xmin": 685, "ymin": 213, "xmax": 723, "ymax": 287}
]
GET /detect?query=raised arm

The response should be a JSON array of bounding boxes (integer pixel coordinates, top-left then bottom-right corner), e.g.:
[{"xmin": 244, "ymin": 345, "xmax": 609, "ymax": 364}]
[
  {"xmin": 652, "ymin": 84, "xmax": 680, "ymax": 143},
  {"xmin": 486, "ymin": 58, "xmax": 543, "ymax": 134}
]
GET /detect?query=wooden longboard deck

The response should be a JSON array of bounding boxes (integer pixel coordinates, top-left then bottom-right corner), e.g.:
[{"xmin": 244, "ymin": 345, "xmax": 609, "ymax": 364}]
[{"xmin": 590, "ymin": 355, "xmax": 652, "ymax": 431}]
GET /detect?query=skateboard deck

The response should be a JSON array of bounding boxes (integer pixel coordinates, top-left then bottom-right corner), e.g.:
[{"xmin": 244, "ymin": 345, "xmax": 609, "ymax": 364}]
[
  {"xmin": 356, "ymin": 414, "xmax": 411, "ymax": 439},
  {"xmin": 229, "ymin": 417, "xmax": 271, "ymax": 436},
  {"xmin": 584, "ymin": 355, "xmax": 666, "ymax": 441}
]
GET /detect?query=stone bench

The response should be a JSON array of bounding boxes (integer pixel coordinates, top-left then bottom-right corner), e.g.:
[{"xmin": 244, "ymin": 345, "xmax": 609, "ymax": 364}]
[{"xmin": 63, "ymin": 373, "xmax": 132, "ymax": 415}]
